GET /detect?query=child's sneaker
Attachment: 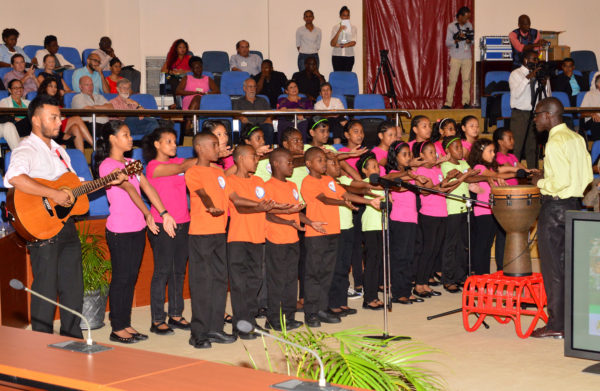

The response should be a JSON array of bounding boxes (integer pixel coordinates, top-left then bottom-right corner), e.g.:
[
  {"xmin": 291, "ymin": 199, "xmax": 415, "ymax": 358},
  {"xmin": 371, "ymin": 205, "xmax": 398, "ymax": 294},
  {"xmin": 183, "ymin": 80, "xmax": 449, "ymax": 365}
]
[{"xmin": 347, "ymin": 287, "xmax": 363, "ymax": 299}]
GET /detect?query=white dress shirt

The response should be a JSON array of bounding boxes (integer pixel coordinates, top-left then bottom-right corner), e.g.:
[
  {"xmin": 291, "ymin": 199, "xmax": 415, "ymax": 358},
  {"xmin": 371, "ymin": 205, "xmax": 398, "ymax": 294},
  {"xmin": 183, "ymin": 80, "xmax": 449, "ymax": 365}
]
[
  {"xmin": 509, "ymin": 65, "xmax": 551, "ymax": 111},
  {"xmin": 296, "ymin": 25, "xmax": 322, "ymax": 54},
  {"xmin": 330, "ymin": 23, "xmax": 358, "ymax": 57},
  {"xmin": 4, "ymin": 132, "xmax": 73, "ymax": 188},
  {"xmin": 34, "ymin": 49, "xmax": 74, "ymax": 69}
]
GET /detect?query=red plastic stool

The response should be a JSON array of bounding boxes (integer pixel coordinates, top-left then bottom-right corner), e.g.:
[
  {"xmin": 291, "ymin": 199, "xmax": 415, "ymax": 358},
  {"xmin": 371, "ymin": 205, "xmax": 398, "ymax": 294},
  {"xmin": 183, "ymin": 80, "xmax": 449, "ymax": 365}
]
[{"xmin": 462, "ymin": 271, "xmax": 548, "ymax": 338}]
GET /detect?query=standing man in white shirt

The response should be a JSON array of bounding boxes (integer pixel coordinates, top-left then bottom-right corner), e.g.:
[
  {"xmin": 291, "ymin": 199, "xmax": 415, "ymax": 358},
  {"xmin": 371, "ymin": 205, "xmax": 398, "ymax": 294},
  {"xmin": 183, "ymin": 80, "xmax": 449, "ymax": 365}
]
[
  {"xmin": 296, "ymin": 10, "xmax": 322, "ymax": 72},
  {"xmin": 508, "ymin": 50, "xmax": 551, "ymax": 169},
  {"xmin": 442, "ymin": 6, "xmax": 473, "ymax": 109}
]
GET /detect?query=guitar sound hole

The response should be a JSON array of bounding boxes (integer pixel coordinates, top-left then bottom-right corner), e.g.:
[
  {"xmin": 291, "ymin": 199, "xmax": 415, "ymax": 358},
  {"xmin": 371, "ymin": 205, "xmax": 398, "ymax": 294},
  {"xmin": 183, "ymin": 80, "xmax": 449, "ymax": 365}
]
[{"xmin": 54, "ymin": 203, "xmax": 74, "ymax": 219}]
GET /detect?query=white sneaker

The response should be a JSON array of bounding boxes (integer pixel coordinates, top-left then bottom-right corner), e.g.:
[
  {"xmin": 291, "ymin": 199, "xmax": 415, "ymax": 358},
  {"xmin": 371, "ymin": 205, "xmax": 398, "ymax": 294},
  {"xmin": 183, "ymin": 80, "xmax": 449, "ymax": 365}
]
[{"xmin": 347, "ymin": 287, "xmax": 363, "ymax": 299}]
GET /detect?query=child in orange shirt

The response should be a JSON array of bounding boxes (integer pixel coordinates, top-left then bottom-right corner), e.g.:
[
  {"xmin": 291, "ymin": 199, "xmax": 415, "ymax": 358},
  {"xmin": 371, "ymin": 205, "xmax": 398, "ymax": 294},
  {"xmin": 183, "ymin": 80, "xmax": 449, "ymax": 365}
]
[
  {"xmin": 264, "ymin": 148, "xmax": 326, "ymax": 331},
  {"xmin": 301, "ymin": 147, "xmax": 381, "ymax": 328}
]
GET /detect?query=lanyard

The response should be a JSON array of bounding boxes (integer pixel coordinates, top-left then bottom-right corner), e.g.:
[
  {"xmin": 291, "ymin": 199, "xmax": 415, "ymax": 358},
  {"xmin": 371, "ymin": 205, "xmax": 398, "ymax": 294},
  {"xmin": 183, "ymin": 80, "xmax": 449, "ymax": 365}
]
[{"xmin": 55, "ymin": 149, "xmax": 72, "ymax": 172}]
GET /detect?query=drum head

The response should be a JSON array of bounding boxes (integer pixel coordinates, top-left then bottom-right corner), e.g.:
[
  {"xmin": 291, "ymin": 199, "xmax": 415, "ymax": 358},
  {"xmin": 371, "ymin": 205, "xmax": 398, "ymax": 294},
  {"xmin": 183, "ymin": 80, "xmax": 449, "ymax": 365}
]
[{"xmin": 491, "ymin": 185, "xmax": 540, "ymax": 197}]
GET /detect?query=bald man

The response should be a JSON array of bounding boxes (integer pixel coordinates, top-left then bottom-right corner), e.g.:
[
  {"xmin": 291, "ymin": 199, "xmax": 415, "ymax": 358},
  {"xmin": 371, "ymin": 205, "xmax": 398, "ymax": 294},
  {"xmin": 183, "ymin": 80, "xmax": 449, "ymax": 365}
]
[
  {"xmin": 531, "ymin": 97, "xmax": 592, "ymax": 338},
  {"xmin": 72, "ymin": 52, "xmax": 108, "ymax": 94},
  {"xmin": 508, "ymin": 14, "xmax": 547, "ymax": 68}
]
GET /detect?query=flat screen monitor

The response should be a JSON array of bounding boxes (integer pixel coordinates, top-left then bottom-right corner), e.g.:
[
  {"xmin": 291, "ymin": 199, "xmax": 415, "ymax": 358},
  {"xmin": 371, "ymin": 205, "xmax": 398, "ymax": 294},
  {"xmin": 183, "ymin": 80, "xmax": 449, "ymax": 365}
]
[{"xmin": 565, "ymin": 211, "xmax": 600, "ymax": 374}]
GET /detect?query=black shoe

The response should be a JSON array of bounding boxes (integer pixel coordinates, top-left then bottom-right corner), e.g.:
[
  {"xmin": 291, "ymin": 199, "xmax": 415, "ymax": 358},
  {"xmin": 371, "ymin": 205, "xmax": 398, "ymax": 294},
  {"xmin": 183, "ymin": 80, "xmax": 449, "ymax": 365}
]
[
  {"xmin": 304, "ymin": 313, "xmax": 321, "ymax": 328},
  {"xmin": 428, "ymin": 280, "xmax": 441, "ymax": 286},
  {"xmin": 189, "ymin": 336, "xmax": 211, "ymax": 349},
  {"xmin": 256, "ymin": 308, "xmax": 267, "ymax": 319},
  {"xmin": 130, "ymin": 332, "xmax": 148, "ymax": 341},
  {"xmin": 168, "ymin": 317, "xmax": 191, "ymax": 330},
  {"xmin": 444, "ymin": 284, "xmax": 461, "ymax": 293},
  {"xmin": 317, "ymin": 310, "xmax": 341, "ymax": 324},
  {"xmin": 286, "ymin": 319, "xmax": 304, "ymax": 330},
  {"xmin": 463, "ymin": 104, "xmax": 472, "ymax": 109},
  {"xmin": 410, "ymin": 297, "xmax": 425, "ymax": 303},
  {"xmin": 412, "ymin": 289, "xmax": 432, "ymax": 298},
  {"xmin": 328, "ymin": 308, "xmax": 347, "ymax": 317},
  {"xmin": 207, "ymin": 331, "xmax": 237, "ymax": 344},
  {"xmin": 236, "ymin": 330, "xmax": 258, "ymax": 340},
  {"xmin": 254, "ymin": 324, "xmax": 270, "ymax": 334},
  {"xmin": 392, "ymin": 297, "xmax": 413, "ymax": 305},
  {"xmin": 429, "ymin": 289, "xmax": 442, "ymax": 296},
  {"xmin": 150, "ymin": 322, "xmax": 174, "ymax": 335},
  {"xmin": 341, "ymin": 307, "xmax": 358, "ymax": 315},
  {"xmin": 110, "ymin": 332, "xmax": 138, "ymax": 344},
  {"xmin": 441, "ymin": 105, "xmax": 451, "ymax": 109},
  {"xmin": 362, "ymin": 302, "xmax": 384, "ymax": 310},
  {"xmin": 264, "ymin": 320, "xmax": 282, "ymax": 331}
]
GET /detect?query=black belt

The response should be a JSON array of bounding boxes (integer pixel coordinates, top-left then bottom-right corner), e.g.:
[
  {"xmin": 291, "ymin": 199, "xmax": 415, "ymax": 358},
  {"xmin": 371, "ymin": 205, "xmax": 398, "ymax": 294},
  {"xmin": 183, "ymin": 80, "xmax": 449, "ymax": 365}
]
[{"xmin": 541, "ymin": 195, "xmax": 578, "ymax": 201}]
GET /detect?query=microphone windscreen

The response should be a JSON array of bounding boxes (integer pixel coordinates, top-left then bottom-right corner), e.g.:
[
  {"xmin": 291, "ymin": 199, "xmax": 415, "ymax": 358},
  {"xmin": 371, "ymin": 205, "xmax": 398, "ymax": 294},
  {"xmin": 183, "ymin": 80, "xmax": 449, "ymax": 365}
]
[
  {"xmin": 9, "ymin": 279, "xmax": 24, "ymax": 290},
  {"xmin": 236, "ymin": 320, "xmax": 254, "ymax": 333},
  {"xmin": 369, "ymin": 173, "xmax": 380, "ymax": 185}
]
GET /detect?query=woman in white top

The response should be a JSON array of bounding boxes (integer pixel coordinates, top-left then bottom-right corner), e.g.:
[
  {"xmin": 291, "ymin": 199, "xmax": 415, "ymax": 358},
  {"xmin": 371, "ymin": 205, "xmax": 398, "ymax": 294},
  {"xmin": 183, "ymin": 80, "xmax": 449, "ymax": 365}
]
[
  {"xmin": 314, "ymin": 82, "xmax": 347, "ymax": 144},
  {"xmin": 581, "ymin": 72, "xmax": 600, "ymax": 141},
  {"xmin": 330, "ymin": 6, "xmax": 357, "ymax": 72},
  {"xmin": 0, "ymin": 79, "xmax": 31, "ymax": 138}
]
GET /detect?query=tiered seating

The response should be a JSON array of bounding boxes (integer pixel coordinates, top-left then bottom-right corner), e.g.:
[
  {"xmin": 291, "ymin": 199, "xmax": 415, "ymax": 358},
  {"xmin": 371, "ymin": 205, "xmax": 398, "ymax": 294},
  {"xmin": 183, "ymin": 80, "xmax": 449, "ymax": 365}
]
[
  {"xmin": 202, "ymin": 51, "xmax": 229, "ymax": 74},
  {"xmin": 57, "ymin": 47, "xmax": 83, "ymax": 68},
  {"xmin": 220, "ymin": 71, "xmax": 249, "ymax": 96},
  {"xmin": 199, "ymin": 94, "xmax": 233, "ymax": 131}
]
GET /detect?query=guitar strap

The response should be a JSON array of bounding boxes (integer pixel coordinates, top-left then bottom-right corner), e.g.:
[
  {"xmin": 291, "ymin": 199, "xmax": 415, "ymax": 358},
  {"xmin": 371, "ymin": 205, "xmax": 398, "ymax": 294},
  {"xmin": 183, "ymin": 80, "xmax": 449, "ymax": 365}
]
[{"xmin": 55, "ymin": 149, "xmax": 73, "ymax": 173}]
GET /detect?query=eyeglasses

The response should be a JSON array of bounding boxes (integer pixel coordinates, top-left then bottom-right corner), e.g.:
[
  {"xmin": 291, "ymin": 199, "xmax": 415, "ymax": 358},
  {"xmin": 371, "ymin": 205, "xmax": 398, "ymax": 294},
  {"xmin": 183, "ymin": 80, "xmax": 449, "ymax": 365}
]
[{"xmin": 9, "ymin": 87, "xmax": 23, "ymax": 90}]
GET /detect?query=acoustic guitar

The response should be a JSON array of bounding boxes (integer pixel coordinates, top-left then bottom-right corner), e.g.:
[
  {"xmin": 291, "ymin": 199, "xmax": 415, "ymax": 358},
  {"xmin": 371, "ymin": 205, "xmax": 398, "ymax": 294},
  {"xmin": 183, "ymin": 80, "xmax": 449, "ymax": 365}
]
[{"xmin": 6, "ymin": 160, "xmax": 143, "ymax": 242}]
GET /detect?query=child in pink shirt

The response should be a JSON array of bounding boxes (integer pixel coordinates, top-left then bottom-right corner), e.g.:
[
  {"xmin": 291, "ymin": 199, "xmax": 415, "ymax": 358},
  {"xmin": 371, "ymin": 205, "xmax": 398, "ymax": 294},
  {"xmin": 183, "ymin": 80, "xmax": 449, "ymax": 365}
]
[
  {"xmin": 432, "ymin": 118, "xmax": 457, "ymax": 157},
  {"xmin": 371, "ymin": 121, "xmax": 396, "ymax": 176},
  {"xmin": 460, "ymin": 115, "xmax": 479, "ymax": 160}
]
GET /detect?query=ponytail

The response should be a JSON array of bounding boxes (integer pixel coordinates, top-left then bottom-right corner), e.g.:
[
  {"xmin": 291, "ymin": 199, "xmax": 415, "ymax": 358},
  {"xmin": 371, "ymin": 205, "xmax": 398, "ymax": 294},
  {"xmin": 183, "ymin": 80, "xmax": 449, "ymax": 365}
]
[{"xmin": 93, "ymin": 120, "xmax": 125, "ymax": 178}]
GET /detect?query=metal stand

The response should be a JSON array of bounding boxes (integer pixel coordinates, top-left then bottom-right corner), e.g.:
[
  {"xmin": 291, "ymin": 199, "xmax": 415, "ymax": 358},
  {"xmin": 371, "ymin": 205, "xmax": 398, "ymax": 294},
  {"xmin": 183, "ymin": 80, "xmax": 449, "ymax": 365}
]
[{"xmin": 371, "ymin": 49, "xmax": 405, "ymax": 134}]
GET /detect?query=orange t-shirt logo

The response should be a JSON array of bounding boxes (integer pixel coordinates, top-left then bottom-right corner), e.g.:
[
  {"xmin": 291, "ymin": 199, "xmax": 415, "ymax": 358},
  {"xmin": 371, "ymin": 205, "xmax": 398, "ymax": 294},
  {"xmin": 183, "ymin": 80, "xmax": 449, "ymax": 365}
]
[
  {"xmin": 255, "ymin": 186, "xmax": 265, "ymax": 199},
  {"xmin": 217, "ymin": 176, "xmax": 226, "ymax": 189},
  {"xmin": 328, "ymin": 180, "xmax": 336, "ymax": 192},
  {"xmin": 293, "ymin": 188, "xmax": 299, "ymax": 200}
]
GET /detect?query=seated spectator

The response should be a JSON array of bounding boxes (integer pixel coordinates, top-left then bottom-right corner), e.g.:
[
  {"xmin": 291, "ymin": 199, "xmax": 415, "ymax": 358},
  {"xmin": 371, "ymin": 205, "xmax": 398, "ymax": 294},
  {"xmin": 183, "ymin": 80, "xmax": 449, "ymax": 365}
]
[
  {"xmin": 0, "ymin": 79, "xmax": 31, "ymax": 137},
  {"xmin": 0, "ymin": 119, "xmax": 19, "ymax": 149},
  {"xmin": 276, "ymin": 80, "xmax": 313, "ymax": 142},
  {"xmin": 38, "ymin": 77, "xmax": 93, "ymax": 152},
  {"xmin": 230, "ymin": 40, "xmax": 261, "ymax": 76},
  {"xmin": 92, "ymin": 36, "xmax": 141, "ymax": 93},
  {"xmin": 314, "ymin": 82, "xmax": 347, "ymax": 144},
  {"xmin": 71, "ymin": 76, "xmax": 111, "ymax": 125},
  {"xmin": 176, "ymin": 56, "xmax": 219, "ymax": 110},
  {"xmin": 37, "ymin": 54, "xmax": 72, "ymax": 94},
  {"xmin": 581, "ymin": 73, "xmax": 600, "ymax": 141},
  {"xmin": 232, "ymin": 78, "xmax": 274, "ymax": 145},
  {"xmin": 161, "ymin": 39, "xmax": 191, "ymax": 102},
  {"xmin": 106, "ymin": 58, "xmax": 124, "ymax": 94},
  {"xmin": 551, "ymin": 57, "xmax": 588, "ymax": 107},
  {"xmin": 109, "ymin": 79, "xmax": 158, "ymax": 137},
  {"xmin": 291, "ymin": 57, "xmax": 326, "ymax": 102},
  {"xmin": 34, "ymin": 35, "xmax": 74, "ymax": 69},
  {"xmin": 0, "ymin": 28, "xmax": 36, "ymax": 68},
  {"xmin": 3, "ymin": 54, "xmax": 39, "ymax": 95},
  {"xmin": 72, "ymin": 52, "xmax": 109, "ymax": 94},
  {"xmin": 253, "ymin": 59, "xmax": 287, "ymax": 109}
]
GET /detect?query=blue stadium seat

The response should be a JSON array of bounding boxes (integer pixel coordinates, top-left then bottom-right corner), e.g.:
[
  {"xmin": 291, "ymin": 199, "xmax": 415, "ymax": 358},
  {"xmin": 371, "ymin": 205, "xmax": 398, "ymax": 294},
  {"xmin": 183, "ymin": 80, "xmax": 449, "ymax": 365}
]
[
  {"xmin": 277, "ymin": 93, "xmax": 307, "ymax": 101},
  {"xmin": 0, "ymin": 68, "xmax": 12, "ymax": 82},
  {"xmin": 23, "ymin": 45, "xmax": 43, "ymax": 61},
  {"xmin": 0, "ymin": 172, "xmax": 6, "ymax": 207},
  {"xmin": 81, "ymin": 49, "xmax": 95, "ymax": 66},
  {"xmin": 26, "ymin": 92, "xmax": 37, "ymax": 100},
  {"xmin": 250, "ymin": 50, "xmax": 263, "ymax": 60},
  {"xmin": 62, "ymin": 69, "xmax": 75, "ymax": 90},
  {"xmin": 57, "ymin": 47, "xmax": 82, "ymax": 68},
  {"xmin": 571, "ymin": 50, "xmax": 598, "ymax": 73},
  {"xmin": 103, "ymin": 70, "xmax": 111, "ymax": 78},
  {"xmin": 177, "ymin": 146, "xmax": 194, "ymax": 158},
  {"xmin": 3, "ymin": 151, "xmax": 11, "ymax": 172},
  {"xmin": 202, "ymin": 51, "xmax": 229, "ymax": 74},
  {"xmin": 103, "ymin": 93, "xmax": 118, "ymax": 101},
  {"xmin": 129, "ymin": 148, "xmax": 150, "ymax": 209},
  {"xmin": 329, "ymin": 72, "xmax": 359, "ymax": 96},
  {"xmin": 0, "ymin": 91, "xmax": 9, "ymax": 100},
  {"xmin": 131, "ymin": 94, "xmax": 158, "ymax": 109},
  {"xmin": 316, "ymin": 94, "xmax": 348, "ymax": 109},
  {"xmin": 577, "ymin": 91, "xmax": 587, "ymax": 107},
  {"xmin": 63, "ymin": 92, "xmax": 77, "ymax": 108},
  {"xmin": 552, "ymin": 91, "xmax": 572, "ymax": 116},
  {"xmin": 65, "ymin": 149, "xmax": 92, "ymax": 180},
  {"xmin": 481, "ymin": 71, "xmax": 510, "ymax": 118},
  {"xmin": 220, "ymin": 71, "xmax": 249, "ymax": 96},
  {"xmin": 590, "ymin": 72, "xmax": 599, "ymax": 89},
  {"xmin": 497, "ymin": 92, "xmax": 511, "ymax": 128},
  {"xmin": 199, "ymin": 94, "xmax": 233, "ymax": 130},
  {"xmin": 353, "ymin": 94, "xmax": 385, "ymax": 119}
]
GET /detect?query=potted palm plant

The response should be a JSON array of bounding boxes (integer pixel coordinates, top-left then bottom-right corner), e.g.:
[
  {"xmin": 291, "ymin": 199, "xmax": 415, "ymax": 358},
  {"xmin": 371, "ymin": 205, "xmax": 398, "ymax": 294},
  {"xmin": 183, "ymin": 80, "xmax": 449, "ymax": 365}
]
[{"xmin": 78, "ymin": 223, "xmax": 111, "ymax": 330}]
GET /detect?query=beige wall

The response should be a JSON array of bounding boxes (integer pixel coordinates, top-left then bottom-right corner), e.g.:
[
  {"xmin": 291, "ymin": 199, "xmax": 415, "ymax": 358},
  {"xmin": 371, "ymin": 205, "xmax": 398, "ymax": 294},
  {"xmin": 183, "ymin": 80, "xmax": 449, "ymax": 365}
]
[{"xmin": 3, "ymin": 0, "xmax": 362, "ymax": 93}]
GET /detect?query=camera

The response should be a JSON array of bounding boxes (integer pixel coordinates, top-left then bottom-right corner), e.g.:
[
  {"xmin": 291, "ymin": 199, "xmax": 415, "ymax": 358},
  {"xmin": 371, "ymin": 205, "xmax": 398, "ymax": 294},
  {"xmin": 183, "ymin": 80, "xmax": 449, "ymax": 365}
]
[
  {"xmin": 527, "ymin": 61, "xmax": 553, "ymax": 83},
  {"xmin": 453, "ymin": 27, "xmax": 474, "ymax": 43}
]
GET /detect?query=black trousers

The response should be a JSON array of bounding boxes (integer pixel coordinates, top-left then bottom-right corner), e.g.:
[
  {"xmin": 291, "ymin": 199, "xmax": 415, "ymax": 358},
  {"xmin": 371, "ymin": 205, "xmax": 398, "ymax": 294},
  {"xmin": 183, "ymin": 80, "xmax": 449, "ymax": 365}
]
[
  {"xmin": 228, "ymin": 241, "xmax": 263, "ymax": 327},
  {"xmin": 298, "ymin": 230, "xmax": 306, "ymax": 299},
  {"xmin": 106, "ymin": 228, "xmax": 146, "ymax": 331},
  {"xmin": 538, "ymin": 196, "xmax": 579, "ymax": 332},
  {"xmin": 265, "ymin": 241, "xmax": 300, "ymax": 324},
  {"xmin": 328, "ymin": 228, "xmax": 354, "ymax": 308},
  {"xmin": 442, "ymin": 213, "xmax": 468, "ymax": 284},
  {"xmin": 304, "ymin": 234, "xmax": 339, "ymax": 314},
  {"xmin": 148, "ymin": 222, "xmax": 189, "ymax": 323},
  {"xmin": 390, "ymin": 221, "xmax": 417, "ymax": 299},
  {"xmin": 510, "ymin": 109, "xmax": 538, "ymax": 169},
  {"xmin": 363, "ymin": 230, "xmax": 382, "ymax": 303},
  {"xmin": 417, "ymin": 214, "xmax": 446, "ymax": 285},
  {"xmin": 494, "ymin": 225, "xmax": 506, "ymax": 271},
  {"xmin": 351, "ymin": 206, "xmax": 365, "ymax": 289},
  {"xmin": 472, "ymin": 215, "xmax": 498, "ymax": 275},
  {"xmin": 28, "ymin": 219, "xmax": 83, "ymax": 338},
  {"xmin": 332, "ymin": 56, "xmax": 355, "ymax": 72},
  {"xmin": 189, "ymin": 234, "xmax": 228, "ymax": 338}
]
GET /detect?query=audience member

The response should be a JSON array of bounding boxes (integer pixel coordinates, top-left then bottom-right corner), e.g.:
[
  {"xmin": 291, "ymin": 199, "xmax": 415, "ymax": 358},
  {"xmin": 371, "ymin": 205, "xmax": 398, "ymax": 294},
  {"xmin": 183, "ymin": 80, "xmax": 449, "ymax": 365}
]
[
  {"xmin": 176, "ymin": 56, "xmax": 219, "ymax": 111},
  {"xmin": 314, "ymin": 82, "xmax": 347, "ymax": 144},
  {"xmin": 0, "ymin": 79, "xmax": 31, "ymax": 137},
  {"xmin": 0, "ymin": 81, "xmax": 20, "ymax": 148},
  {"xmin": 442, "ymin": 6, "xmax": 473, "ymax": 109},
  {"xmin": 330, "ymin": 6, "xmax": 357, "ymax": 71},
  {"xmin": 551, "ymin": 57, "xmax": 587, "ymax": 107},
  {"xmin": 292, "ymin": 57, "xmax": 326, "ymax": 103},
  {"xmin": 509, "ymin": 15, "xmax": 546, "ymax": 68},
  {"xmin": 161, "ymin": 39, "xmax": 191, "ymax": 102},
  {"xmin": 253, "ymin": 59, "xmax": 287, "ymax": 109},
  {"xmin": 3, "ymin": 54, "xmax": 39, "ymax": 95},
  {"xmin": 581, "ymin": 73, "xmax": 600, "ymax": 141},
  {"xmin": 232, "ymin": 78, "xmax": 274, "ymax": 145},
  {"xmin": 230, "ymin": 40, "xmax": 261, "ymax": 76},
  {"xmin": 93, "ymin": 37, "xmax": 141, "ymax": 93},
  {"xmin": 71, "ymin": 76, "xmax": 111, "ymax": 125},
  {"xmin": 296, "ymin": 10, "xmax": 322, "ymax": 71},
  {"xmin": 276, "ymin": 80, "xmax": 313, "ymax": 142},
  {"xmin": 0, "ymin": 28, "xmax": 35, "ymax": 67},
  {"xmin": 106, "ymin": 58, "xmax": 124, "ymax": 94},
  {"xmin": 34, "ymin": 35, "xmax": 74, "ymax": 69},
  {"xmin": 37, "ymin": 54, "xmax": 72, "ymax": 93},
  {"xmin": 109, "ymin": 79, "xmax": 159, "ymax": 137},
  {"xmin": 72, "ymin": 52, "xmax": 109, "ymax": 94}
]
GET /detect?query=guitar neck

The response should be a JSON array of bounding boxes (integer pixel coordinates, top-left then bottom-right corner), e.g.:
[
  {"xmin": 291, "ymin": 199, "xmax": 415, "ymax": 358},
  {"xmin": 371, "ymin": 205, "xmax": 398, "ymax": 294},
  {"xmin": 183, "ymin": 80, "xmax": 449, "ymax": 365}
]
[{"xmin": 71, "ymin": 169, "xmax": 129, "ymax": 198}]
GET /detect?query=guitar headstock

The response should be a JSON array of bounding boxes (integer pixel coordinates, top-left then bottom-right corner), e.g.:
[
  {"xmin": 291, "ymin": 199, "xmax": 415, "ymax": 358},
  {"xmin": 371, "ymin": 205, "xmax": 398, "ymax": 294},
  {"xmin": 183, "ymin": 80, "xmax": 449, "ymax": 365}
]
[{"xmin": 125, "ymin": 160, "xmax": 144, "ymax": 176}]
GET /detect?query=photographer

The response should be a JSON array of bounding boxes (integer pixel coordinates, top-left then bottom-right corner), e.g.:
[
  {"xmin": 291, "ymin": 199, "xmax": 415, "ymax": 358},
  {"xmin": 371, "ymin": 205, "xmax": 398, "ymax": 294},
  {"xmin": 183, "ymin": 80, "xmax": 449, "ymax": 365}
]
[
  {"xmin": 443, "ymin": 7, "xmax": 473, "ymax": 109},
  {"xmin": 508, "ymin": 50, "xmax": 551, "ymax": 169}
]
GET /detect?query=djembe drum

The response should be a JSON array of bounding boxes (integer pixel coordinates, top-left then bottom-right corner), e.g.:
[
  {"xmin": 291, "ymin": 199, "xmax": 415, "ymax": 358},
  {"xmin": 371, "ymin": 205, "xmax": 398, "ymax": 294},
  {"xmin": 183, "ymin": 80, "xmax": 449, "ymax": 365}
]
[{"xmin": 491, "ymin": 185, "xmax": 541, "ymax": 276}]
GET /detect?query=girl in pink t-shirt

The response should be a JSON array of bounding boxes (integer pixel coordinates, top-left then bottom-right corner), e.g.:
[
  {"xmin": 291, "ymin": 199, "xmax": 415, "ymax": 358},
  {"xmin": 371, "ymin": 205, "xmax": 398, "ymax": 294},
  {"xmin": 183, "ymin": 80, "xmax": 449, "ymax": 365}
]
[
  {"xmin": 493, "ymin": 127, "xmax": 538, "ymax": 186},
  {"xmin": 407, "ymin": 115, "xmax": 432, "ymax": 151},
  {"xmin": 202, "ymin": 120, "xmax": 234, "ymax": 171},
  {"xmin": 432, "ymin": 118, "xmax": 457, "ymax": 158},
  {"xmin": 371, "ymin": 121, "xmax": 397, "ymax": 176},
  {"xmin": 459, "ymin": 115, "xmax": 480, "ymax": 160},
  {"xmin": 338, "ymin": 120, "xmax": 367, "ymax": 181},
  {"xmin": 96, "ymin": 120, "xmax": 177, "ymax": 344},
  {"xmin": 143, "ymin": 127, "xmax": 197, "ymax": 334}
]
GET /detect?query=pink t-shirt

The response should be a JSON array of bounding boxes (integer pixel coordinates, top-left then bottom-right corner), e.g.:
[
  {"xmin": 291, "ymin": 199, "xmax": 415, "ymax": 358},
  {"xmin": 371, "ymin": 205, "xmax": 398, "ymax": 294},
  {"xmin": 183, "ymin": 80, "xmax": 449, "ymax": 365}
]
[
  {"xmin": 389, "ymin": 170, "xmax": 418, "ymax": 223},
  {"xmin": 371, "ymin": 146, "xmax": 387, "ymax": 176},
  {"xmin": 339, "ymin": 147, "xmax": 359, "ymax": 176},
  {"xmin": 415, "ymin": 166, "xmax": 448, "ymax": 217},
  {"xmin": 473, "ymin": 164, "xmax": 492, "ymax": 216},
  {"xmin": 461, "ymin": 140, "xmax": 472, "ymax": 152},
  {"xmin": 182, "ymin": 75, "xmax": 210, "ymax": 110},
  {"xmin": 99, "ymin": 157, "xmax": 146, "ymax": 233},
  {"xmin": 221, "ymin": 155, "xmax": 234, "ymax": 170},
  {"xmin": 434, "ymin": 141, "xmax": 445, "ymax": 157},
  {"xmin": 147, "ymin": 158, "xmax": 191, "ymax": 224},
  {"xmin": 496, "ymin": 152, "xmax": 519, "ymax": 186},
  {"xmin": 408, "ymin": 140, "xmax": 417, "ymax": 150}
]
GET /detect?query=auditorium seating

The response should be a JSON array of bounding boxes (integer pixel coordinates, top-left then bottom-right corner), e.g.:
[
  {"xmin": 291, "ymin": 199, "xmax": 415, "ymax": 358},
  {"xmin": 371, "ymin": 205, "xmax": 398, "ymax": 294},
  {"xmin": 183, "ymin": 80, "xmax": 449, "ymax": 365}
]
[
  {"xmin": 353, "ymin": 94, "xmax": 385, "ymax": 119},
  {"xmin": 62, "ymin": 69, "xmax": 75, "ymax": 90},
  {"xmin": 0, "ymin": 68, "xmax": 13, "ymax": 82},
  {"xmin": 497, "ymin": 92, "xmax": 511, "ymax": 128},
  {"xmin": 177, "ymin": 146, "xmax": 194, "ymax": 158},
  {"xmin": 250, "ymin": 50, "xmax": 263, "ymax": 61},
  {"xmin": 81, "ymin": 49, "xmax": 95, "ymax": 66},
  {"xmin": 0, "ymin": 91, "xmax": 9, "ymax": 99},
  {"xmin": 58, "ymin": 47, "xmax": 83, "ymax": 68},
  {"xmin": 198, "ymin": 93, "xmax": 233, "ymax": 130},
  {"xmin": 202, "ymin": 51, "xmax": 229, "ymax": 74},
  {"xmin": 26, "ymin": 92, "xmax": 37, "ymax": 100},
  {"xmin": 63, "ymin": 92, "xmax": 77, "ymax": 108},
  {"xmin": 329, "ymin": 71, "xmax": 359, "ymax": 97},
  {"xmin": 65, "ymin": 149, "xmax": 109, "ymax": 216},
  {"xmin": 0, "ymin": 172, "xmax": 6, "ymax": 206},
  {"xmin": 220, "ymin": 71, "xmax": 249, "ymax": 96},
  {"xmin": 316, "ymin": 94, "xmax": 348, "ymax": 109},
  {"xmin": 22, "ymin": 45, "xmax": 42, "ymax": 60},
  {"xmin": 571, "ymin": 50, "xmax": 599, "ymax": 73}
]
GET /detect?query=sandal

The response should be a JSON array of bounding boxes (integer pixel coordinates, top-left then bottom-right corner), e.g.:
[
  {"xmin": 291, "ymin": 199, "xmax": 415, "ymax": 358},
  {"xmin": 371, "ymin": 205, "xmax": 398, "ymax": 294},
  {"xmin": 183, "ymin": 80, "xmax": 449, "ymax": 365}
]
[
  {"xmin": 443, "ymin": 284, "xmax": 461, "ymax": 293},
  {"xmin": 224, "ymin": 313, "xmax": 233, "ymax": 324}
]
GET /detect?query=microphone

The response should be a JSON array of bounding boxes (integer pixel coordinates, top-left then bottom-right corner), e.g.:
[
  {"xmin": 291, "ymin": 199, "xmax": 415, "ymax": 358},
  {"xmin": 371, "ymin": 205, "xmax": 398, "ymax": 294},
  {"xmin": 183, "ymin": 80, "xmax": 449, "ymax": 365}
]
[
  {"xmin": 10, "ymin": 278, "xmax": 93, "ymax": 346},
  {"xmin": 237, "ymin": 320, "xmax": 330, "ymax": 389},
  {"xmin": 369, "ymin": 173, "xmax": 403, "ymax": 188}
]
